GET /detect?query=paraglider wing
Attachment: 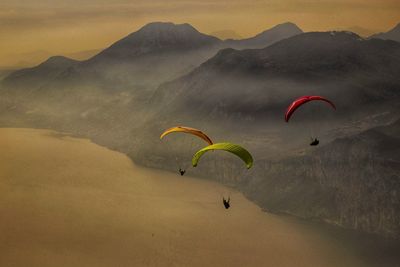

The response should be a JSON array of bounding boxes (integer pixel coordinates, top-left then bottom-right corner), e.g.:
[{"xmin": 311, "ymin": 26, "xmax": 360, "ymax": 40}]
[
  {"xmin": 285, "ymin": 96, "xmax": 336, "ymax": 122},
  {"xmin": 160, "ymin": 126, "xmax": 213, "ymax": 145},
  {"xmin": 192, "ymin": 142, "xmax": 253, "ymax": 169}
]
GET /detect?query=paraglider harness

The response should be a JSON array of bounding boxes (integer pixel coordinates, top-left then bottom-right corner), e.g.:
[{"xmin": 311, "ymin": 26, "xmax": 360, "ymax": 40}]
[
  {"xmin": 179, "ymin": 168, "xmax": 186, "ymax": 176},
  {"xmin": 223, "ymin": 197, "xmax": 230, "ymax": 209},
  {"xmin": 310, "ymin": 138, "xmax": 319, "ymax": 146}
]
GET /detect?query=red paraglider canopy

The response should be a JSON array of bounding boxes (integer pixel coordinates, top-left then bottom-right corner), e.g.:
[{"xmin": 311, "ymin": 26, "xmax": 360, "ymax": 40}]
[{"xmin": 285, "ymin": 96, "xmax": 336, "ymax": 122}]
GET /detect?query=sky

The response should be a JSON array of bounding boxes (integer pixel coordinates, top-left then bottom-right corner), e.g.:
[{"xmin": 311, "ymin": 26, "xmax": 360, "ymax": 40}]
[{"xmin": 1, "ymin": 0, "xmax": 399, "ymax": 68}]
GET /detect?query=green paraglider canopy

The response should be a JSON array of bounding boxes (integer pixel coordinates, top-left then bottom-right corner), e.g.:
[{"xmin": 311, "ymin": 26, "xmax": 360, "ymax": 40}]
[{"xmin": 192, "ymin": 142, "xmax": 253, "ymax": 169}]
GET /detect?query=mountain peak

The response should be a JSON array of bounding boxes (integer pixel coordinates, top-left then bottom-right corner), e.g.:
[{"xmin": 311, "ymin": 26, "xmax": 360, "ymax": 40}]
[
  {"xmin": 138, "ymin": 22, "xmax": 197, "ymax": 33},
  {"xmin": 225, "ymin": 22, "xmax": 303, "ymax": 49},
  {"xmin": 42, "ymin": 56, "xmax": 78, "ymax": 66},
  {"xmin": 131, "ymin": 21, "xmax": 219, "ymax": 44},
  {"xmin": 89, "ymin": 22, "xmax": 220, "ymax": 62},
  {"xmin": 273, "ymin": 22, "xmax": 302, "ymax": 30},
  {"xmin": 255, "ymin": 22, "xmax": 303, "ymax": 37}
]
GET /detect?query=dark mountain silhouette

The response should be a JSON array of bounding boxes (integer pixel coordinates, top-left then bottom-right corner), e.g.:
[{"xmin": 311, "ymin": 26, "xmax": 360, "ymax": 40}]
[
  {"xmin": 2, "ymin": 22, "xmax": 304, "ymax": 92},
  {"xmin": 79, "ymin": 22, "xmax": 225, "ymax": 89},
  {"xmin": 339, "ymin": 26, "xmax": 377, "ymax": 37},
  {"xmin": 3, "ymin": 22, "xmax": 224, "ymax": 91},
  {"xmin": 370, "ymin": 23, "xmax": 400, "ymax": 42},
  {"xmin": 243, "ymin": 119, "xmax": 400, "ymax": 238},
  {"xmin": 330, "ymin": 26, "xmax": 377, "ymax": 37},
  {"xmin": 137, "ymin": 32, "xmax": 400, "ymax": 238},
  {"xmin": 151, "ymin": 31, "xmax": 400, "ymax": 127},
  {"xmin": 225, "ymin": 22, "xmax": 303, "ymax": 49},
  {"xmin": 89, "ymin": 22, "xmax": 220, "ymax": 63},
  {"xmin": 3, "ymin": 56, "xmax": 79, "ymax": 89}
]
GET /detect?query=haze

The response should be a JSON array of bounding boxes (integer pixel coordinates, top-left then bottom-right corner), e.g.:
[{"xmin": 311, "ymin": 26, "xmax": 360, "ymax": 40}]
[{"xmin": 1, "ymin": 0, "xmax": 399, "ymax": 67}]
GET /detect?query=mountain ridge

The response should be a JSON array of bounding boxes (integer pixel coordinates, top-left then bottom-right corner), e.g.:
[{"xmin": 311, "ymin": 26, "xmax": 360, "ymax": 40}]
[
  {"xmin": 225, "ymin": 22, "xmax": 303, "ymax": 49},
  {"xmin": 2, "ymin": 21, "xmax": 304, "ymax": 91},
  {"xmin": 370, "ymin": 23, "xmax": 400, "ymax": 42}
]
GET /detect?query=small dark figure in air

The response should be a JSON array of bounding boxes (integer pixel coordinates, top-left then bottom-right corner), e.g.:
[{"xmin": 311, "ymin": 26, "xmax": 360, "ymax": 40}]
[
  {"xmin": 223, "ymin": 197, "xmax": 230, "ymax": 209},
  {"xmin": 179, "ymin": 168, "xmax": 186, "ymax": 176},
  {"xmin": 310, "ymin": 138, "xmax": 319, "ymax": 146}
]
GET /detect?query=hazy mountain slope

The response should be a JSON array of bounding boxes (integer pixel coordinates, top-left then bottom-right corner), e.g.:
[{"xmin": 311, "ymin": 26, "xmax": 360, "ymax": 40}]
[
  {"xmin": 244, "ymin": 119, "xmax": 400, "ymax": 238},
  {"xmin": 225, "ymin": 22, "xmax": 303, "ymax": 49},
  {"xmin": 0, "ymin": 23, "xmax": 226, "ymax": 135},
  {"xmin": 370, "ymin": 23, "xmax": 400, "ymax": 43},
  {"xmin": 2, "ymin": 56, "xmax": 79, "ymax": 89},
  {"xmin": 89, "ymin": 22, "xmax": 220, "ymax": 62},
  {"xmin": 2, "ymin": 22, "xmax": 224, "ymax": 93},
  {"xmin": 146, "ymin": 31, "xmax": 400, "ymax": 161},
  {"xmin": 0, "ymin": 22, "xmax": 308, "ymax": 140},
  {"xmin": 145, "ymin": 31, "xmax": 400, "ymax": 159},
  {"xmin": 151, "ymin": 31, "xmax": 400, "ymax": 131},
  {"xmin": 0, "ymin": 70, "xmax": 15, "ymax": 81},
  {"xmin": 75, "ymin": 22, "xmax": 225, "ymax": 89},
  {"xmin": 2, "ymin": 22, "xmax": 304, "ymax": 93},
  {"xmin": 132, "ymin": 32, "xmax": 400, "ymax": 238}
]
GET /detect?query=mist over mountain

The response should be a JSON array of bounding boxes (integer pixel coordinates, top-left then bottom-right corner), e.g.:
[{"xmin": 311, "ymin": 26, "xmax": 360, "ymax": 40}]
[
  {"xmin": 145, "ymin": 31, "xmax": 400, "ymax": 161},
  {"xmin": 3, "ymin": 22, "xmax": 224, "ymax": 92},
  {"xmin": 370, "ymin": 23, "xmax": 400, "ymax": 42},
  {"xmin": 3, "ymin": 56, "xmax": 79, "ymax": 90},
  {"xmin": 2, "ymin": 21, "xmax": 305, "ymax": 97},
  {"xmin": 135, "ymin": 31, "xmax": 400, "ymax": 237},
  {"xmin": 151, "ymin": 31, "xmax": 400, "ymax": 130},
  {"xmin": 89, "ymin": 22, "xmax": 221, "ymax": 62},
  {"xmin": 243, "ymin": 118, "xmax": 400, "ymax": 237}
]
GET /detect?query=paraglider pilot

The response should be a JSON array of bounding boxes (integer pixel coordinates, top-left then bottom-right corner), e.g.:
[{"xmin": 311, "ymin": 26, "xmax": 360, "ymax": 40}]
[
  {"xmin": 179, "ymin": 168, "xmax": 186, "ymax": 176},
  {"xmin": 310, "ymin": 138, "xmax": 319, "ymax": 146},
  {"xmin": 223, "ymin": 197, "xmax": 230, "ymax": 209},
  {"xmin": 285, "ymin": 96, "xmax": 336, "ymax": 147}
]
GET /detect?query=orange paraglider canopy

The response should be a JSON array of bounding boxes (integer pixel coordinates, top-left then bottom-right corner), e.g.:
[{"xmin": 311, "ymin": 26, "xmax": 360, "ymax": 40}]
[{"xmin": 160, "ymin": 126, "xmax": 213, "ymax": 145}]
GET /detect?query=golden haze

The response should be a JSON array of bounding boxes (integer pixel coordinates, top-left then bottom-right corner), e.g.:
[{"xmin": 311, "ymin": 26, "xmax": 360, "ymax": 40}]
[{"xmin": 0, "ymin": 0, "xmax": 399, "ymax": 67}]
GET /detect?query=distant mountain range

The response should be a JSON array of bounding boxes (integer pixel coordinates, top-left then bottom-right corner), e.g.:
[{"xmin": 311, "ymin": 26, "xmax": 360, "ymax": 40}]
[
  {"xmin": 151, "ymin": 31, "xmax": 400, "ymax": 130},
  {"xmin": 3, "ymin": 21, "xmax": 399, "ymax": 71},
  {"xmin": 3, "ymin": 22, "xmax": 303, "ymax": 92},
  {"xmin": 138, "ymin": 30, "xmax": 400, "ymax": 238},
  {"xmin": 5, "ymin": 21, "xmax": 400, "ymax": 92},
  {"xmin": 4, "ymin": 56, "xmax": 79, "ymax": 89},
  {"xmin": 1, "ymin": 21, "xmax": 400, "ymax": 239},
  {"xmin": 1, "ymin": 49, "xmax": 101, "ymax": 70}
]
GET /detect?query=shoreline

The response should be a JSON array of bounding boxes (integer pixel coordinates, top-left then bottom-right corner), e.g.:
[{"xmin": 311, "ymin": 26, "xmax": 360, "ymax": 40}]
[{"xmin": 0, "ymin": 127, "xmax": 363, "ymax": 267}]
